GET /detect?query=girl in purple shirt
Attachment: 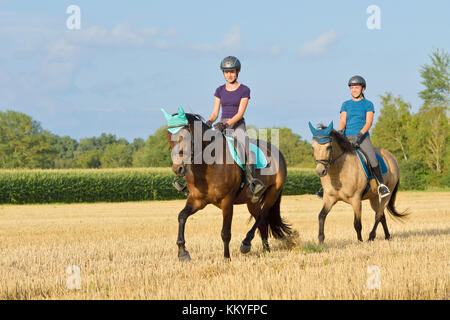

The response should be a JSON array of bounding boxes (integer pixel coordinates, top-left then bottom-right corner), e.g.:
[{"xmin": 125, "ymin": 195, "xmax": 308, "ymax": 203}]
[{"xmin": 206, "ymin": 56, "xmax": 264, "ymax": 203}]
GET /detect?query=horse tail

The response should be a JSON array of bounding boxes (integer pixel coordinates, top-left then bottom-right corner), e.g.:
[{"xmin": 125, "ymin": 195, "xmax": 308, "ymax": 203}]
[
  {"xmin": 267, "ymin": 191, "xmax": 292, "ymax": 239},
  {"xmin": 386, "ymin": 181, "xmax": 409, "ymax": 220}
]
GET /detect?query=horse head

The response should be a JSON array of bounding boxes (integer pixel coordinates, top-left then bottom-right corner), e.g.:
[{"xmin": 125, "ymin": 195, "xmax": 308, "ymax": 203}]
[
  {"xmin": 309, "ymin": 121, "xmax": 333, "ymax": 177},
  {"xmin": 161, "ymin": 106, "xmax": 191, "ymax": 177}
]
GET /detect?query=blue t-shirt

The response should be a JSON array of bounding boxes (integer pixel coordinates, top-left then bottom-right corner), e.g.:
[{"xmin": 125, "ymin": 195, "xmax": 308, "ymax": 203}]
[{"xmin": 340, "ymin": 98, "xmax": 375, "ymax": 137}]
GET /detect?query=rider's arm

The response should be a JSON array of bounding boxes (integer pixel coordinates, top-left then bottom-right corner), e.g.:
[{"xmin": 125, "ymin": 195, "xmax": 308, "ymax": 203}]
[
  {"xmin": 338, "ymin": 111, "xmax": 347, "ymax": 131},
  {"xmin": 208, "ymin": 97, "xmax": 221, "ymax": 123},
  {"xmin": 226, "ymin": 97, "xmax": 249, "ymax": 127},
  {"xmin": 360, "ymin": 111, "xmax": 374, "ymax": 135}
]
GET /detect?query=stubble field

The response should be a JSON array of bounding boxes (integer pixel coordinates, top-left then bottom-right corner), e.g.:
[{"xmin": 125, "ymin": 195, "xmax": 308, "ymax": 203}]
[{"xmin": 0, "ymin": 192, "xmax": 448, "ymax": 299}]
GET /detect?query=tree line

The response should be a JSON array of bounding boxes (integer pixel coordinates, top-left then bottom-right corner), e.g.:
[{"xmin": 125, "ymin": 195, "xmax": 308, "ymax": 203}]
[
  {"xmin": 0, "ymin": 110, "xmax": 314, "ymax": 170},
  {"xmin": 0, "ymin": 49, "xmax": 448, "ymax": 189},
  {"xmin": 371, "ymin": 49, "xmax": 449, "ymax": 189}
]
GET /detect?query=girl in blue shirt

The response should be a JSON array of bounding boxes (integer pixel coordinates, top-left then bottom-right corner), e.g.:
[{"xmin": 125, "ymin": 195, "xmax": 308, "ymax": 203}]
[{"xmin": 338, "ymin": 75, "xmax": 390, "ymax": 198}]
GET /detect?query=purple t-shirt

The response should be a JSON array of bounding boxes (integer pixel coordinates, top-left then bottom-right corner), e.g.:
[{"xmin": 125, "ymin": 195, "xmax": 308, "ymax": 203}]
[{"xmin": 214, "ymin": 84, "xmax": 250, "ymax": 119}]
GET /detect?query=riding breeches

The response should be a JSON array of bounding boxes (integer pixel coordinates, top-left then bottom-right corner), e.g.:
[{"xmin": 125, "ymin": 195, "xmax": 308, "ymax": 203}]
[
  {"xmin": 356, "ymin": 135, "xmax": 379, "ymax": 167},
  {"xmin": 218, "ymin": 118, "xmax": 253, "ymax": 165}
]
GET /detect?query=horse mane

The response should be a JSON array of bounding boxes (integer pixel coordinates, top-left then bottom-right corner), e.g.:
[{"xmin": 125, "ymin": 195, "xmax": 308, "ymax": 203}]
[
  {"xmin": 317, "ymin": 124, "xmax": 354, "ymax": 153},
  {"xmin": 172, "ymin": 112, "xmax": 209, "ymax": 130}
]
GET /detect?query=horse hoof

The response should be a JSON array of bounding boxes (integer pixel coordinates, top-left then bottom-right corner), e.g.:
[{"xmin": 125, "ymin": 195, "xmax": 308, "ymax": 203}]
[
  {"xmin": 178, "ymin": 252, "xmax": 191, "ymax": 262},
  {"xmin": 240, "ymin": 242, "xmax": 251, "ymax": 254}
]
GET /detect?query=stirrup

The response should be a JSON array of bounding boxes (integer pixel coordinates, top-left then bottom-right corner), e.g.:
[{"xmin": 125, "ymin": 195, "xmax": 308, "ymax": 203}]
[
  {"xmin": 316, "ymin": 188, "xmax": 324, "ymax": 199},
  {"xmin": 248, "ymin": 178, "xmax": 265, "ymax": 203},
  {"xmin": 249, "ymin": 179, "xmax": 265, "ymax": 194},
  {"xmin": 173, "ymin": 179, "xmax": 189, "ymax": 196},
  {"xmin": 377, "ymin": 184, "xmax": 390, "ymax": 199}
]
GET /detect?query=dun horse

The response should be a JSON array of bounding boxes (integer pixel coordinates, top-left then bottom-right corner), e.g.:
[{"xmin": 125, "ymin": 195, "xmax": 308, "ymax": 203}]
[
  {"xmin": 162, "ymin": 106, "xmax": 292, "ymax": 260},
  {"xmin": 309, "ymin": 122, "xmax": 408, "ymax": 243}
]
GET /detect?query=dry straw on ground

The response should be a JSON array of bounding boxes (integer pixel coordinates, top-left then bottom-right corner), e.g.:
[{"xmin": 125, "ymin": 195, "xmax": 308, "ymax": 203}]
[{"xmin": 0, "ymin": 192, "xmax": 448, "ymax": 299}]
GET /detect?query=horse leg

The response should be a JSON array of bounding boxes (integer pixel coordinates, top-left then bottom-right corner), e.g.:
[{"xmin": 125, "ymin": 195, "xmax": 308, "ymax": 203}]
[
  {"xmin": 221, "ymin": 199, "xmax": 234, "ymax": 259},
  {"xmin": 368, "ymin": 197, "xmax": 380, "ymax": 241},
  {"xmin": 258, "ymin": 219, "xmax": 270, "ymax": 253},
  {"xmin": 177, "ymin": 199, "xmax": 205, "ymax": 261},
  {"xmin": 380, "ymin": 214, "xmax": 391, "ymax": 240},
  {"xmin": 247, "ymin": 202, "xmax": 270, "ymax": 253},
  {"xmin": 351, "ymin": 199, "xmax": 363, "ymax": 242},
  {"xmin": 240, "ymin": 212, "xmax": 262, "ymax": 254},
  {"xmin": 379, "ymin": 197, "xmax": 391, "ymax": 240},
  {"xmin": 368, "ymin": 197, "xmax": 390, "ymax": 241},
  {"xmin": 318, "ymin": 198, "xmax": 336, "ymax": 244}
]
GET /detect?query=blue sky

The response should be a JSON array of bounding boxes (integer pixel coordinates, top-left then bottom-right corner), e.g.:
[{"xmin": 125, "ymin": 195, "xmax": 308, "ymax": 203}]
[{"xmin": 0, "ymin": 0, "xmax": 449, "ymax": 142}]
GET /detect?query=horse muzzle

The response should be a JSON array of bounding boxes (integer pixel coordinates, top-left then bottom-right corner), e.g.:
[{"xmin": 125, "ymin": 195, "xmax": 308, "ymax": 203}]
[
  {"xmin": 172, "ymin": 164, "xmax": 187, "ymax": 178},
  {"xmin": 315, "ymin": 164, "xmax": 328, "ymax": 177}
]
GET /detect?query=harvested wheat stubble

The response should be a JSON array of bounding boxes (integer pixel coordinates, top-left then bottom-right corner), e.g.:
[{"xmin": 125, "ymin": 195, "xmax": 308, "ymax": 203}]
[{"xmin": 0, "ymin": 192, "xmax": 448, "ymax": 299}]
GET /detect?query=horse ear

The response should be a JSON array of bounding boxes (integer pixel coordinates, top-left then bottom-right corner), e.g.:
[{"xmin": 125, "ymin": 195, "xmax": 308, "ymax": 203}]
[
  {"xmin": 161, "ymin": 108, "xmax": 172, "ymax": 122},
  {"xmin": 325, "ymin": 121, "xmax": 333, "ymax": 135},
  {"xmin": 308, "ymin": 122, "xmax": 317, "ymax": 136},
  {"xmin": 178, "ymin": 105, "xmax": 186, "ymax": 117}
]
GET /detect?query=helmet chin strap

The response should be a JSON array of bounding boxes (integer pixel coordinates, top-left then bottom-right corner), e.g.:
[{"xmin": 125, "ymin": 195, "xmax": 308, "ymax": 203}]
[{"xmin": 353, "ymin": 88, "xmax": 365, "ymax": 99}]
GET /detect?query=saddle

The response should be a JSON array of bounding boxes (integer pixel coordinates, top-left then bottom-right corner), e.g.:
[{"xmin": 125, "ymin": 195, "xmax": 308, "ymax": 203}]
[
  {"xmin": 356, "ymin": 149, "xmax": 388, "ymax": 179},
  {"xmin": 224, "ymin": 136, "xmax": 268, "ymax": 170},
  {"xmin": 355, "ymin": 148, "xmax": 388, "ymax": 196}
]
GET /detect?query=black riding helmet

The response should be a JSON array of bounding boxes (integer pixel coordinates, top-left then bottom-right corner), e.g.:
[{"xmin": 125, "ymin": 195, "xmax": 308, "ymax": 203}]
[
  {"xmin": 348, "ymin": 75, "xmax": 366, "ymax": 88},
  {"xmin": 220, "ymin": 56, "xmax": 241, "ymax": 71}
]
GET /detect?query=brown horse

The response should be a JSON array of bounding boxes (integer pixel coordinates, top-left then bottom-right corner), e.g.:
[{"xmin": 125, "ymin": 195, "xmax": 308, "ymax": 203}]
[
  {"xmin": 163, "ymin": 109, "xmax": 292, "ymax": 260},
  {"xmin": 309, "ymin": 122, "xmax": 408, "ymax": 243}
]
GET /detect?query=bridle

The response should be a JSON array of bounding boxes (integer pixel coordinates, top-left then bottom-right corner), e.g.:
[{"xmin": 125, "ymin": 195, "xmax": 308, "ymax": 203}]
[
  {"xmin": 313, "ymin": 136, "xmax": 345, "ymax": 172},
  {"xmin": 168, "ymin": 122, "xmax": 204, "ymax": 175}
]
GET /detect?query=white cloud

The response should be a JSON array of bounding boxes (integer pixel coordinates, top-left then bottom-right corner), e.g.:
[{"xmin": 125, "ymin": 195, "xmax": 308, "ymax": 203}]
[
  {"xmin": 193, "ymin": 25, "xmax": 242, "ymax": 53},
  {"xmin": 269, "ymin": 44, "xmax": 281, "ymax": 56},
  {"xmin": 66, "ymin": 24, "xmax": 174, "ymax": 48},
  {"xmin": 299, "ymin": 30, "xmax": 338, "ymax": 57},
  {"xmin": 47, "ymin": 39, "xmax": 78, "ymax": 61}
]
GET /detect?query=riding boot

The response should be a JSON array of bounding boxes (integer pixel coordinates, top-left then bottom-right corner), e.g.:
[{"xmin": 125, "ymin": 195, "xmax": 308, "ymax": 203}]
[
  {"xmin": 245, "ymin": 162, "xmax": 265, "ymax": 203},
  {"xmin": 372, "ymin": 164, "xmax": 390, "ymax": 198}
]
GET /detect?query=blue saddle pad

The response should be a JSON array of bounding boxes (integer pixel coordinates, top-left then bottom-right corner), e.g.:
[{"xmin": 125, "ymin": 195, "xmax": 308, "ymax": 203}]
[
  {"xmin": 225, "ymin": 136, "xmax": 268, "ymax": 171},
  {"xmin": 356, "ymin": 150, "xmax": 388, "ymax": 179}
]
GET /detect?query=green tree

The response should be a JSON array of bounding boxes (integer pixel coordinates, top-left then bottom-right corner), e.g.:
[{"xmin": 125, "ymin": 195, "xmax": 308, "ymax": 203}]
[
  {"xmin": 51, "ymin": 134, "xmax": 78, "ymax": 168},
  {"xmin": 0, "ymin": 110, "xmax": 57, "ymax": 168},
  {"xmin": 134, "ymin": 126, "xmax": 171, "ymax": 167},
  {"xmin": 414, "ymin": 105, "xmax": 449, "ymax": 174},
  {"xmin": 419, "ymin": 48, "xmax": 450, "ymax": 107},
  {"xmin": 100, "ymin": 143, "xmax": 133, "ymax": 168},
  {"xmin": 129, "ymin": 138, "xmax": 145, "ymax": 153},
  {"xmin": 371, "ymin": 93, "xmax": 412, "ymax": 161},
  {"xmin": 73, "ymin": 149, "xmax": 102, "ymax": 168},
  {"xmin": 249, "ymin": 126, "xmax": 313, "ymax": 167}
]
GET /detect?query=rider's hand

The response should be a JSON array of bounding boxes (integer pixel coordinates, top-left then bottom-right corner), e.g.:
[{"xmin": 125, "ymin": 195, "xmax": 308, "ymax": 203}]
[
  {"xmin": 355, "ymin": 132, "xmax": 364, "ymax": 145},
  {"xmin": 206, "ymin": 120, "xmax": 213, "ymax": 128},
  {"xmin": 214, "ymin": 122, "xmax": 229, "ymax": 132}
]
